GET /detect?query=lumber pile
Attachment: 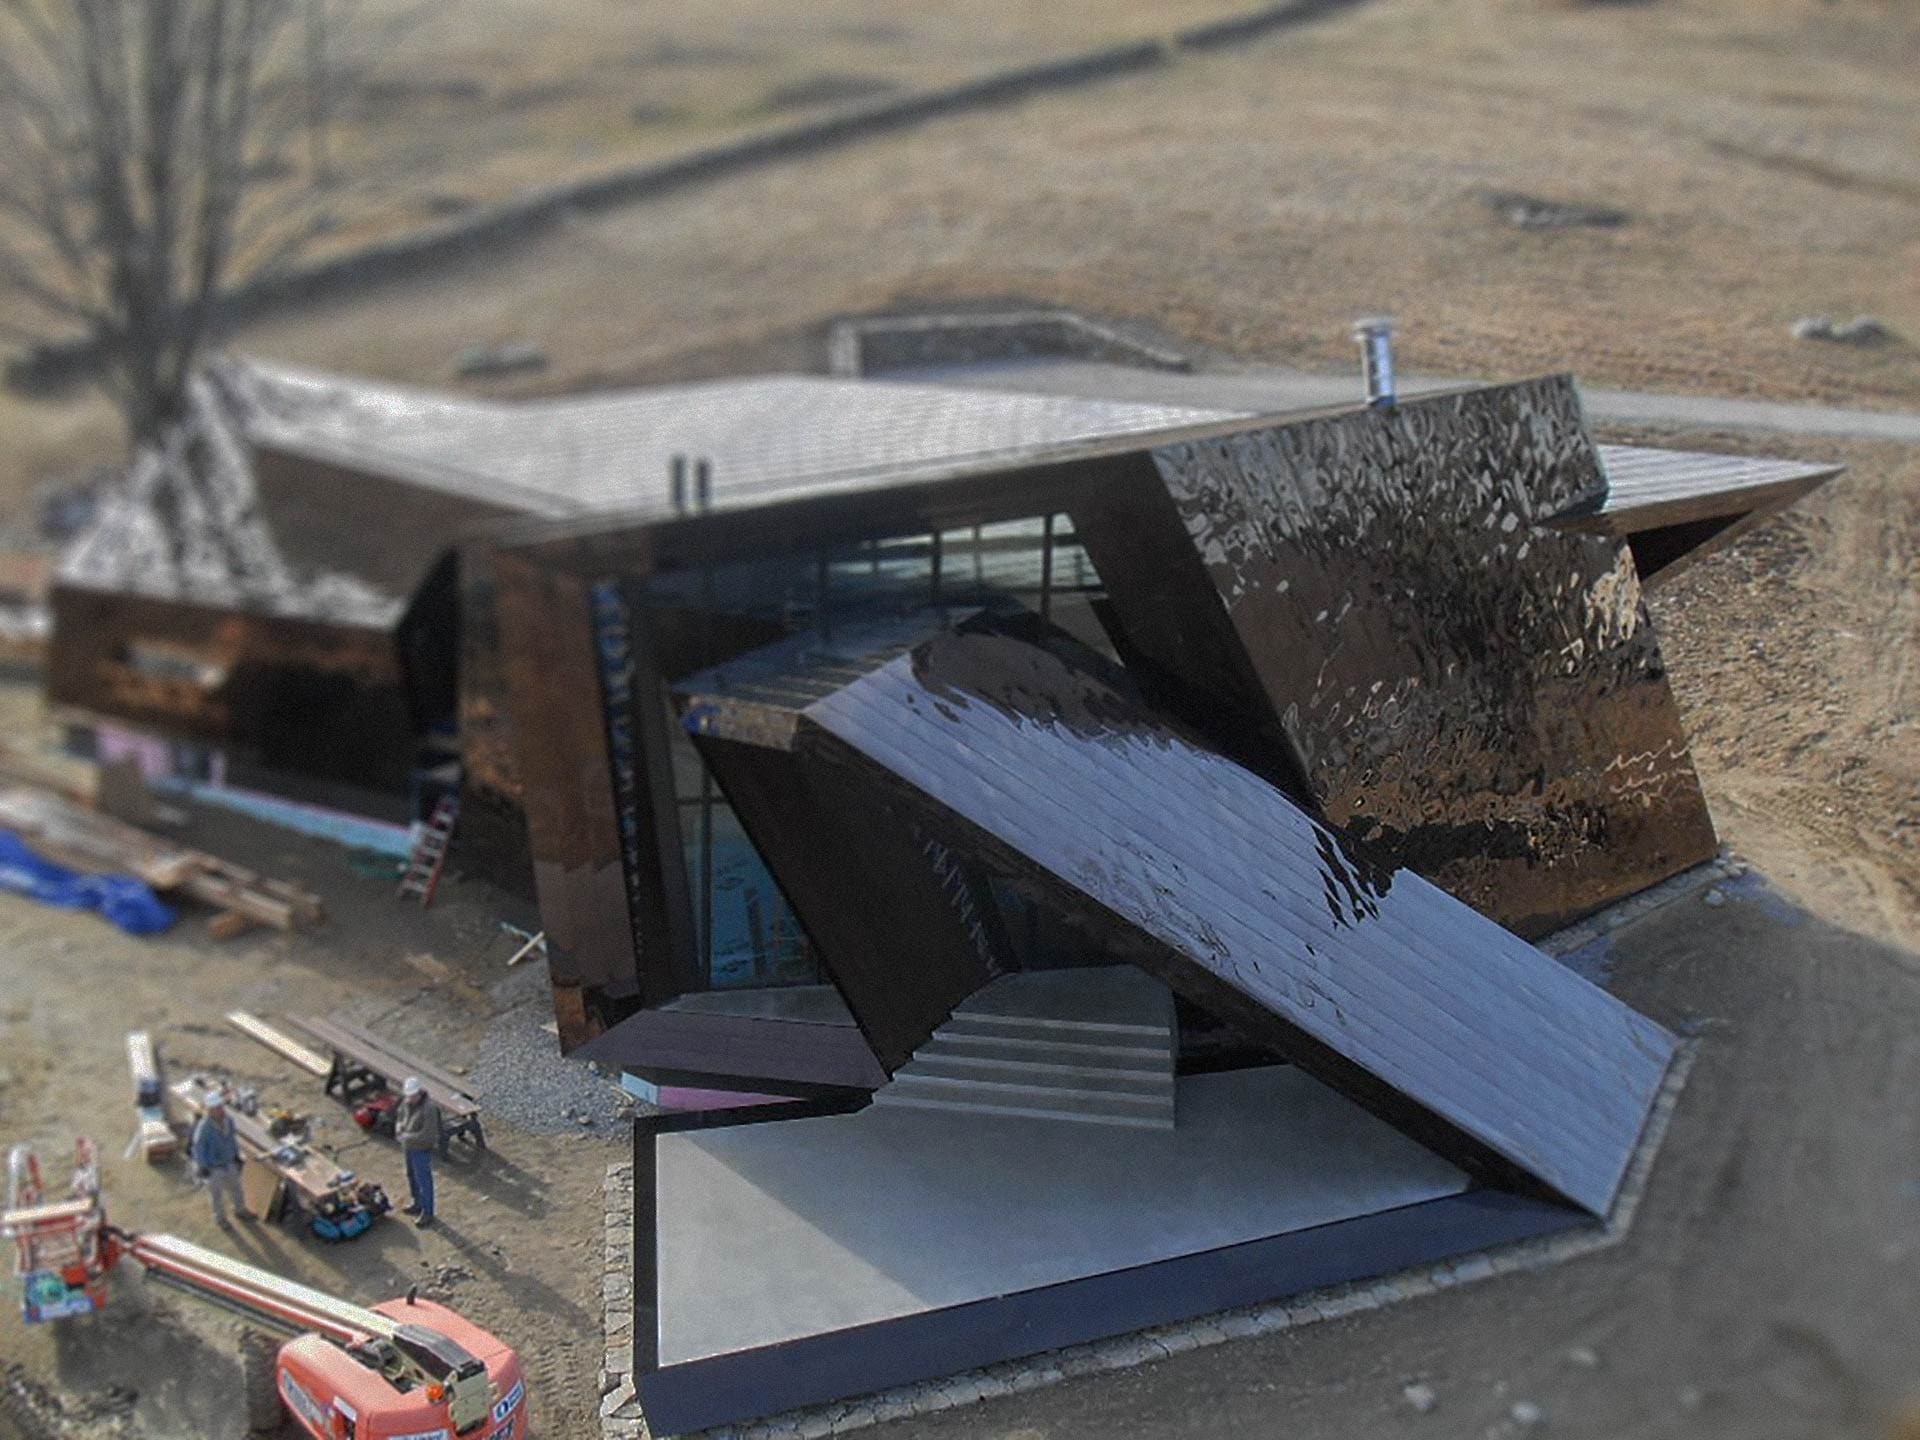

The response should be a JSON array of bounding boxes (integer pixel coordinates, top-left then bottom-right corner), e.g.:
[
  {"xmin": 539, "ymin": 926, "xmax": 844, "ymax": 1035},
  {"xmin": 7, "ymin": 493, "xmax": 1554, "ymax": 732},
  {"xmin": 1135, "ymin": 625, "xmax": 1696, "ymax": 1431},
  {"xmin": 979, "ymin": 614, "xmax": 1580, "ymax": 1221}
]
[{"xmin": 0, "ymin": 783, "xmax": 323, "ymax": 933}]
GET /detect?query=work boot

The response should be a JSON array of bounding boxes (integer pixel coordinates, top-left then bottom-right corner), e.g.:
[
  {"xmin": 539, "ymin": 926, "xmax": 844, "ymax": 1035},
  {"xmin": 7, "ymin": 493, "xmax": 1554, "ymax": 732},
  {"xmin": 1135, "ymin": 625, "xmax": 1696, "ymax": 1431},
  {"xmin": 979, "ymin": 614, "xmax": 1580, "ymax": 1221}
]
[
  {"xmin": 414, "ymin": 1213, "xmax": 434, "ymax": 1229},
  {"xmin": 401, "ymin": 1202, "xmax": 422, "ymax": 1216}
]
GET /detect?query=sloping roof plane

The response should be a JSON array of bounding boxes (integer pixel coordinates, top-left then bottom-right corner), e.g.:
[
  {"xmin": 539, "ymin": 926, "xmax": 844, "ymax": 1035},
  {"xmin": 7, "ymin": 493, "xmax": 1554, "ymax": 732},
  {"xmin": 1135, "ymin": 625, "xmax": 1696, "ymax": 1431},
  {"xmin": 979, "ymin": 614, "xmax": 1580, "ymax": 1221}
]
[{"xmin": 685, "ymin": 625, "xmax": 1678, "ymax": 1217}]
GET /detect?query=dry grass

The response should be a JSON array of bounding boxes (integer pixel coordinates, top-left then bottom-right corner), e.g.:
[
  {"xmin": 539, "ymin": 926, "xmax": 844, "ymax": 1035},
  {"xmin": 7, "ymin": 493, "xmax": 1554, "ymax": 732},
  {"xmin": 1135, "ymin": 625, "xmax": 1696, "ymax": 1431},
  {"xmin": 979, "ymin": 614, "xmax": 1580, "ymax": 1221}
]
[
  {"xmin": 3, "ymin": 0, "xmax": 1917, "ymax": 520},
  {"xmin": 1631, "ymin": 426, "xmax": 1920, "ymax": 948}
]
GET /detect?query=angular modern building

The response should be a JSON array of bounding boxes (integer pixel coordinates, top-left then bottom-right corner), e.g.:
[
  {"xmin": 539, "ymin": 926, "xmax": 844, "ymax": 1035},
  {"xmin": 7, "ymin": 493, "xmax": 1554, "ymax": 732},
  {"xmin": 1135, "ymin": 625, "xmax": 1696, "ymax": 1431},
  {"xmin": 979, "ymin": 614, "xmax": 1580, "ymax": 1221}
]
[{"xmin": 480, "ymin": 373, "xmax": 1835, "ymax": 1431}]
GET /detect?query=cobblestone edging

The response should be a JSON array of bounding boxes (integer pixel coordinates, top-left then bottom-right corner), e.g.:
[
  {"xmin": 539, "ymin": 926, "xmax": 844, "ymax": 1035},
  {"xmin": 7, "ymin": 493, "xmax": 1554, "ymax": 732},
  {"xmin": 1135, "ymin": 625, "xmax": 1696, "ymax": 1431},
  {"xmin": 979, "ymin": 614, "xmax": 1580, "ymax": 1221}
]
[
  {"xmin": 6, "ymin": 0, "xmax": 1366, "ymax": 395},
  {"xmin": 600, "ymin": 986, "xmax": 1706, "ymax": 1438}
]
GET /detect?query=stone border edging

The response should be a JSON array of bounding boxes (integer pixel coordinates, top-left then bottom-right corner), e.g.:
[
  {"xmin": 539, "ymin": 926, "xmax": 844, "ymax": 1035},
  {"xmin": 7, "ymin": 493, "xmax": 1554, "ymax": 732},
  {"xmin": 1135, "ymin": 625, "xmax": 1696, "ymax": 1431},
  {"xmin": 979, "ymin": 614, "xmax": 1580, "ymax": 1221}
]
[{"xmin": 6, "ymin": 0, "xmax": 1367, "ymax": 395}]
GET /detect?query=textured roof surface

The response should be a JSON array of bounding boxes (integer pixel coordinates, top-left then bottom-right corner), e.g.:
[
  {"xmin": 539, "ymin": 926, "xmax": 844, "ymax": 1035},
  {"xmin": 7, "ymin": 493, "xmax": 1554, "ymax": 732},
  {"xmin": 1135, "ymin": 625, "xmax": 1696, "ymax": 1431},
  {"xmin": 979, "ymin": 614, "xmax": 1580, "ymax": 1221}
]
[
  {"xmin": 795, "ymin": 631, "xmax": 1677, "ymax": 1216},
  {"xmin": 56, "ymin": 354, "xmax": 1834, "ymax": 628},
  {"xmin": 231, "ymin": 359, "xmax": 1224, "ymax": 519},
  {"xmin": 1586, "ymin": 444, "xmax": 1841, "ymax": 532}
]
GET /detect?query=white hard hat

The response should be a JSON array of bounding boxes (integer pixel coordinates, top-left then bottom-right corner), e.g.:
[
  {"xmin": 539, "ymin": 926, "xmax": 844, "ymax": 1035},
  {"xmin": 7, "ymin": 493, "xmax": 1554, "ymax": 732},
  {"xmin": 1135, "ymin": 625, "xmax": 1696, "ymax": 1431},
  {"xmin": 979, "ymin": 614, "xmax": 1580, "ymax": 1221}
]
[
  {"xmin": 204, "ymin": 1087, "xmax": 227, "ymax": 1109},
  {"xmin": 401, "ymin": 1076, "xmax": 424, "ymax": 1098}
]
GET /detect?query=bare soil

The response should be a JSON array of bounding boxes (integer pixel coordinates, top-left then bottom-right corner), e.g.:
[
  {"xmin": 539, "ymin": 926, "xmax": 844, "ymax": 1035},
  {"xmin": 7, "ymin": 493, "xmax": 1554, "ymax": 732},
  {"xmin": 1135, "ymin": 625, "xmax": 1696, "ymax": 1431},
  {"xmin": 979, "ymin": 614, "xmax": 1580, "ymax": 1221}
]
[{"xmin": 1633, "ymin": 428, "xmax": 1920, "ymax": 952}]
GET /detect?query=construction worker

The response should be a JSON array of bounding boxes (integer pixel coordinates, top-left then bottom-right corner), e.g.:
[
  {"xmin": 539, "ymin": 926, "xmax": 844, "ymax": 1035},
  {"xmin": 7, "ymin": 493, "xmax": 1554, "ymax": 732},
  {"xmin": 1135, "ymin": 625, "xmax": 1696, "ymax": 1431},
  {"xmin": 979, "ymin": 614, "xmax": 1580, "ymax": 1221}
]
[
  {"xmin": 394, "ymin": 1077, "xmax": 440, "ymax": 1228},
  {"xmin": 189, "ymin": 1089, "xmax": 253, "ymax": 1227}
]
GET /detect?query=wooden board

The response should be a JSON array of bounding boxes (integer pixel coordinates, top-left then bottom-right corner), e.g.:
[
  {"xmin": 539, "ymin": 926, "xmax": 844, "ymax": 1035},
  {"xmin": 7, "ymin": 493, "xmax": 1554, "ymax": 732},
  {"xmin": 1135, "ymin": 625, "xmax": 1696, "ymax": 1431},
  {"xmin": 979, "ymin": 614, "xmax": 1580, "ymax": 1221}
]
[
  {"xmin": 287, "ymin": 1015, "xmax": 481, "ymax": 1117},
  {"xmin": 209, "ymin": 911, "xmax": 257, "ymax": 940},
  {"xmin": 1, "ymin": 1197, "xmax": 98, "ymax": 1229},
  {"xmin": 226, "ymin": 1012, "xmax": 331, "ymax": 1078},
  {"xmin": 0, "ymin": 783, "xmax": 323, "ymax": 930},
  {"xmin": 241, "ymin": 1158, "xmax": 284, "ymax": 1217}
]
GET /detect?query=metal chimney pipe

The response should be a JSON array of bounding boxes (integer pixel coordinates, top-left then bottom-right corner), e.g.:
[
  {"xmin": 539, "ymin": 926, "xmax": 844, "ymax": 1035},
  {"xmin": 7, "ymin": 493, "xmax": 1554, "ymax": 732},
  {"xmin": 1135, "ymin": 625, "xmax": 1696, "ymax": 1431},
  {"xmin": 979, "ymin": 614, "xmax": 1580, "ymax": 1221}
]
[
  {"xmin": 1353, "ymin": 316, "xmax": 1396, "ymax": 407},
  {"xmin": 669, "ymin": 454, "xmax": 688, "ymax": 514}
]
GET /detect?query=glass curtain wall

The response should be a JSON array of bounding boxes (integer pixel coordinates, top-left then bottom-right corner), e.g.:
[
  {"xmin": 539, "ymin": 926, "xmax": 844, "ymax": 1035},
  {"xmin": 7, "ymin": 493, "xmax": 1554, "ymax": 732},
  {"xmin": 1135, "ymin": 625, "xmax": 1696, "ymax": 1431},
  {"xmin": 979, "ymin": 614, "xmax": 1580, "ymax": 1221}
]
[{"xmin": 627, "ymin": 513, "xmax": 1111, "ymax": 992}]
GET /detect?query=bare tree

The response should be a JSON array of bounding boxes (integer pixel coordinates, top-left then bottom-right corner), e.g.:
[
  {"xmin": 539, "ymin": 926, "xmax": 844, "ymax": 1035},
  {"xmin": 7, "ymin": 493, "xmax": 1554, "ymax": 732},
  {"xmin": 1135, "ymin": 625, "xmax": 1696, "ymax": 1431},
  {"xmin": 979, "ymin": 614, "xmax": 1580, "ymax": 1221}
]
[{"xmin": 0, "ymin": 0, "xmax": 398, "ymax": 444}]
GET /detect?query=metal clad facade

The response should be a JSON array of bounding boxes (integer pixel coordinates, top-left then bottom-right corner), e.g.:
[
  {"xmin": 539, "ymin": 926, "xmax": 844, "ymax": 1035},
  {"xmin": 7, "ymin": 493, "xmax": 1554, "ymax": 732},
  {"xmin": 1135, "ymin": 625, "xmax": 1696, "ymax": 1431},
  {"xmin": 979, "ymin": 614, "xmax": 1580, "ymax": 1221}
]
[
  {"xmin": 802, "ymin": 631, "xmax": 1676, "ymax": 1216},
  {"xmin": 1141, "ymin": 379, "xmax": 1718, "ymax": 935}
]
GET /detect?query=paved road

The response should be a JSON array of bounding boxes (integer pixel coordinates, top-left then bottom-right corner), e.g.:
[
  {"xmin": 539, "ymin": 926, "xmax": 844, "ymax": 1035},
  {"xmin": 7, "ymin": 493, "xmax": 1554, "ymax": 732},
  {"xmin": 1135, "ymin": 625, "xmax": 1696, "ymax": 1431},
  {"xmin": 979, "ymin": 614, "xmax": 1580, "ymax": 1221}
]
[{"xmin": 898, "ymin": 359, "xmax": 1920, "ymax": 445}]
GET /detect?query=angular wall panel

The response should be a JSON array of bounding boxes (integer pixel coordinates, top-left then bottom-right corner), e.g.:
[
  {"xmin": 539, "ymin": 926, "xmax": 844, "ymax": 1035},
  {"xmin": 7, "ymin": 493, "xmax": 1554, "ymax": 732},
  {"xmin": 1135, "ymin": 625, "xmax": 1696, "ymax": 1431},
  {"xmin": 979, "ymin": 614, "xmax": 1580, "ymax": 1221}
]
[
  {"xmin": 689, "ymin": 624, "xmax": 1677, "ymax": 1216},
  {"xmin": 1079, "ymin": 378, "xmax": 1719, "ymax": 936}
]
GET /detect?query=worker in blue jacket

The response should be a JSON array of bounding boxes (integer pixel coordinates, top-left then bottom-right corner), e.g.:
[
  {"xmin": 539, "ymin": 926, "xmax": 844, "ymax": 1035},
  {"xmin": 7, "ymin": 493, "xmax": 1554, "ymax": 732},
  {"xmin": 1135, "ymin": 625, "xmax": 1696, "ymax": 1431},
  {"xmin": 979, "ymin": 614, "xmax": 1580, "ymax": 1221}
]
[{"xmin": 189, "ymin": 1089, "xmax": 254, "ymax": 1226}]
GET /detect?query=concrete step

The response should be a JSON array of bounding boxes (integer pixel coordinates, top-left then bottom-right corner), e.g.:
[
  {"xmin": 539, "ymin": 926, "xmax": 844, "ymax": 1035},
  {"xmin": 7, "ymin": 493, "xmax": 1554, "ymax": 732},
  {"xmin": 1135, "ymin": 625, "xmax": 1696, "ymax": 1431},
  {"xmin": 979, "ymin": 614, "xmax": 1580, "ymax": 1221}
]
[
  {"xmin": 899, "ymin": 1054, "xmax": 1172, "ymax": 1096},
  {"xmin": 941, "ymin": 1010, "xmax": 1168, "ymax": 1042},
  {"xmin": 869, "ymin": 1090, "xmax": 1175, "ymax": 1131},
  {"xmin": 919, "ymin": 1031, "xmax": 1170, "ymax": 1068},
  {"xmin": 877, "ymin": 1069, "xmax": 1174, "ymax": 1117}
]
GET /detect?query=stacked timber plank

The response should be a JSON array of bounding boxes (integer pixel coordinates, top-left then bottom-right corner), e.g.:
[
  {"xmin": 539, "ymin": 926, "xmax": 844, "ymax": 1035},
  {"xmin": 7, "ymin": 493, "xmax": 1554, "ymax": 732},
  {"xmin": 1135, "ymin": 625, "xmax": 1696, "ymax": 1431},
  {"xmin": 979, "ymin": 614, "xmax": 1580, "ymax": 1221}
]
[{"xmin": 0, "ymin": 783, "xmax": 322, "ymax": 933}]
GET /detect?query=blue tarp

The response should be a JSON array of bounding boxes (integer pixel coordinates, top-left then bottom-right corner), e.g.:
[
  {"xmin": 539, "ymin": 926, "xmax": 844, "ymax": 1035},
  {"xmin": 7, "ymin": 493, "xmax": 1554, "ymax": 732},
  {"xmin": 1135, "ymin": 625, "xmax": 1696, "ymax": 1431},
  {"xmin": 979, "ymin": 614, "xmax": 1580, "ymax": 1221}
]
[{"xmin": 0, "ymin": 830, "xmax": 176, "ymax": 934}]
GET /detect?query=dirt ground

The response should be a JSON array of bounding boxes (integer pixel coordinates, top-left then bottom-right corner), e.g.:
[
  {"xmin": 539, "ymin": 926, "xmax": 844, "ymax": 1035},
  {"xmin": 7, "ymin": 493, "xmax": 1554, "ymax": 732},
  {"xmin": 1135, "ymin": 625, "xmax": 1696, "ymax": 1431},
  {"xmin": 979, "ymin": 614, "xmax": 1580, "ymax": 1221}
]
[
  {"xmin": 0, "ymin": 736, "xmax": 624, "ymax": 1440},
  {"xmin": 5, "ymin": 0, "xmax": 1919, "ymax": 516},
  {"xmin": 1627, "ymin": 426, "xmax": 1920, "ymax": 952}
]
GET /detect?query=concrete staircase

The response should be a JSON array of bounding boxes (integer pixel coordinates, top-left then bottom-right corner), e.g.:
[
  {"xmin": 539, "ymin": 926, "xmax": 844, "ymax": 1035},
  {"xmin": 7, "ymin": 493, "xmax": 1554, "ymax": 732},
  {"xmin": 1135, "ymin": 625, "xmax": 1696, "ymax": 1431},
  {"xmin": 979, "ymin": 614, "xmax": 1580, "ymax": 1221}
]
[{"xmin": 872, "ymin": 967, "xmax": 1176, "ymax": 1130}]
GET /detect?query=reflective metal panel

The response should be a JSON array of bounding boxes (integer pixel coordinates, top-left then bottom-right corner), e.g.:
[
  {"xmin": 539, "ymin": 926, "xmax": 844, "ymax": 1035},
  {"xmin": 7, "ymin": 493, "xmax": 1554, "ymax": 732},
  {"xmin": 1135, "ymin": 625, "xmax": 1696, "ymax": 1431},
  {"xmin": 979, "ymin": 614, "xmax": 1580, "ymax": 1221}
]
[
  {"xmin": 799, "ymin": 630, "xmax": 1676, "ymax": 1216},
  {"xmin": 1138, "ymin": 378, "xmax": 1718, "ymax": 934}
]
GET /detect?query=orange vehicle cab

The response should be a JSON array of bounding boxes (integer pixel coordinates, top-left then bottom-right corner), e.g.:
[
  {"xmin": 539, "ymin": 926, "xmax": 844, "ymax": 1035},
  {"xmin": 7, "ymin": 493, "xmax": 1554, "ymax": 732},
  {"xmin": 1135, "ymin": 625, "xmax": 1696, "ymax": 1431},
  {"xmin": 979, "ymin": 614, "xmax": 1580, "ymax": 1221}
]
[{"xmin": 274, "ymin": 1296, "xmax": 529, "ymax": 1440}]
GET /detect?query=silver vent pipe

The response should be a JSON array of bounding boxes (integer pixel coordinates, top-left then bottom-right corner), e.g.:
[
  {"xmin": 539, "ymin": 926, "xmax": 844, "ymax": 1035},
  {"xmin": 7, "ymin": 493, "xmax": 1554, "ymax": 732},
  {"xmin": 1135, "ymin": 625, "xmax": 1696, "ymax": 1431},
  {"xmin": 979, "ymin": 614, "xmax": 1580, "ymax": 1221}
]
[
  {"xmin": 1353, "ymin": 316, "xmax": 1396, "ymax": 407},
  {"xmin": 670, "ymin": 454, "xmax": 689, "ymax": 514}
]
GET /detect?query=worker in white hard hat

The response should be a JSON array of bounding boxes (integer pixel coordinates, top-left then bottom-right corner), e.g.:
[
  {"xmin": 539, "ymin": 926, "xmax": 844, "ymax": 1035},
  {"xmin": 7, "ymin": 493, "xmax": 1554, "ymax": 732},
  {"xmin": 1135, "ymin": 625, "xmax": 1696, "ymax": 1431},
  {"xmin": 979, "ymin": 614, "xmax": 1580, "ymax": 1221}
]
[
  {"xmin": 393, "ymin": 1076, "xmax": 441, "ymax": 1228},
  {"xmin": 189, "ymin": 1088, "xmax": 254, "ymax": 1227}
]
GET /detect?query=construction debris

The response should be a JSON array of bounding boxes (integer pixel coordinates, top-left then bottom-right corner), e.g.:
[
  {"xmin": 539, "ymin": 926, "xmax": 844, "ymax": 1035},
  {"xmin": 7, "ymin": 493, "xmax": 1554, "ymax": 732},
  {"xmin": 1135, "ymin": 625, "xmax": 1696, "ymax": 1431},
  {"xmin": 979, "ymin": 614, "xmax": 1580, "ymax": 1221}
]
[
  {"xmin": 123, "ymin": 1032, "xmax": 175, "ymax": 1163},
  {"xmin": 503, "ymin": 926, "xmax": 548, "ymax": 968},
  {"xmin": 0, "ymin": 783, "xmax": 323, "ymax": 932}
]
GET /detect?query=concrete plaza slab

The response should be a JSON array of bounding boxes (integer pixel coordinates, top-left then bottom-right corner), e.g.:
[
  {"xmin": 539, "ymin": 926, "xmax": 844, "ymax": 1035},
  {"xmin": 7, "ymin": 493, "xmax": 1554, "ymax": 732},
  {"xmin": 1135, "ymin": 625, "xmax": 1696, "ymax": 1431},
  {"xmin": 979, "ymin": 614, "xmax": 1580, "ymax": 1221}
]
[{"xmin": 656, "ymin": 1064, "xmax": 1469, "ymax": 1367}]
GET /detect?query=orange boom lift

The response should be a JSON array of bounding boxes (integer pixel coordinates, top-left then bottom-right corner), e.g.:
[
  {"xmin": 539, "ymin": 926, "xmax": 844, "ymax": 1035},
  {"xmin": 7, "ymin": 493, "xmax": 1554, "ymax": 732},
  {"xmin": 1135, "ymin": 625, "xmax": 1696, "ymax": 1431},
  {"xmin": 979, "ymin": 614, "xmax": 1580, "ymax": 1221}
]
[{"xmin": 5, "ymin": 1139, "xmax": 529, "ymax": 1439}]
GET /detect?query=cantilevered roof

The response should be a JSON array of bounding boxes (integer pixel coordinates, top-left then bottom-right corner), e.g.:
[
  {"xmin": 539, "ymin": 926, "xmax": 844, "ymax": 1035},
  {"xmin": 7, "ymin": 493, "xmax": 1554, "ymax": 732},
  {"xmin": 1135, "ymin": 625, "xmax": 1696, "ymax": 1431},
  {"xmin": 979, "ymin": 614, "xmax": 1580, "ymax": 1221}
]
[
  {"xmin": 684, "ymin": 625, "xmax": 1679, "ymax": 1217},
  {"xmin": 1582, "ymin": 443, "xmax": 1841, "ymax": 533}
]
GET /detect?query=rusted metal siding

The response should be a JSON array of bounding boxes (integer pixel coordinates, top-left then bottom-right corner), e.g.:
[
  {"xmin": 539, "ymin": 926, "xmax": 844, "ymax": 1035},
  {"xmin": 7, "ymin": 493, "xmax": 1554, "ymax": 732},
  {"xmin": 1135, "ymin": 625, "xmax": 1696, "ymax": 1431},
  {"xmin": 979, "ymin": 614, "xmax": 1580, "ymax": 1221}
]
[
  {"xmin": 491, "ymin": 550, "xmax": 641, "ymax": 1048},
  {"xmin": 48, "ymin": 584, "xmax": 415, "ymax": 793}
]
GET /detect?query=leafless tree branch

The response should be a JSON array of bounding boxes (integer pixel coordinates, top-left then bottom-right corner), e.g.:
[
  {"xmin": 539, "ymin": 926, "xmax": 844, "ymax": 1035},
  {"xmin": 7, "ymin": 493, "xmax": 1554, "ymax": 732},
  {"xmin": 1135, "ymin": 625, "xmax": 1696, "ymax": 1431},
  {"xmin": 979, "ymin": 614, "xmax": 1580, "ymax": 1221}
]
[{"xmin": 0, "ymin": 0, "xmax": 442, "ymax": 445}]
